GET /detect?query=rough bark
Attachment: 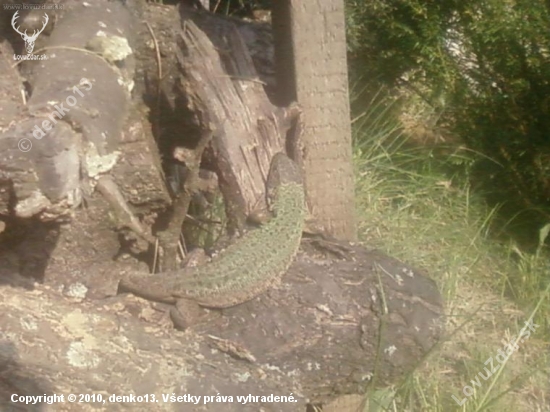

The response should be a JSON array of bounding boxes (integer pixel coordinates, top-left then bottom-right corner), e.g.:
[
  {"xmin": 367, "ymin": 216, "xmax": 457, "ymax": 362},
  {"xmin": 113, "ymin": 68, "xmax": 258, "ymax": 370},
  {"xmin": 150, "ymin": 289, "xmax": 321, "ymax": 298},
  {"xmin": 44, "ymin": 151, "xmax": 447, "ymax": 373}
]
[
  {"xmin": 175, "ymin": 9, "xmax": 300, "ymax": 230},
  {"xmin": 272, "ymin": 0, "xmax": 357, "ymax": 241}
]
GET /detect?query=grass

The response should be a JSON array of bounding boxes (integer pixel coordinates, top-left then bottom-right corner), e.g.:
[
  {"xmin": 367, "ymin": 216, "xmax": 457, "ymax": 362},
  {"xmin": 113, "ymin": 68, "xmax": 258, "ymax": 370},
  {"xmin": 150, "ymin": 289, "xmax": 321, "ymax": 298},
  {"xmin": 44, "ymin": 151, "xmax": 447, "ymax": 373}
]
[{"xmin": 351, "ymin": 83, "xmax": 550, "ymax": 411}]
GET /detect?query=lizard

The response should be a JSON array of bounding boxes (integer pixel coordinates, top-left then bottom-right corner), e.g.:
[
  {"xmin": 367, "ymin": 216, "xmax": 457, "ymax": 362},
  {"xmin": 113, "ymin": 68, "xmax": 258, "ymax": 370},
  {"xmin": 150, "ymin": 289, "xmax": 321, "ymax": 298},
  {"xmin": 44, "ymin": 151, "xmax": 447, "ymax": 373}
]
[{"xmin": 117, "ymin": 152, "xmax": 305, "ymax": 327}]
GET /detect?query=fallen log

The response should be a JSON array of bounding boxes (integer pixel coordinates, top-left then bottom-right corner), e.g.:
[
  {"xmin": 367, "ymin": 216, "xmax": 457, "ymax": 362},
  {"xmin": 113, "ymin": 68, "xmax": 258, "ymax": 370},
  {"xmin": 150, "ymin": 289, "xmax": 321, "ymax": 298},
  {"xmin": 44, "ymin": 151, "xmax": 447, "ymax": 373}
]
[{"xmin": 0, "ymin": 236, "xmax": 443, "ymax": 411}]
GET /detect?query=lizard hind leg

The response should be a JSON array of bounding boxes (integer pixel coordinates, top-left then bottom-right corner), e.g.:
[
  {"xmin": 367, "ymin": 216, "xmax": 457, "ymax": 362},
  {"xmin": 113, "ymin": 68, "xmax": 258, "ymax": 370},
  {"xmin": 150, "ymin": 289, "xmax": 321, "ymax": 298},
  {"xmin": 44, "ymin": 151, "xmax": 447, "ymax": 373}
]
[{"xmin": 169, "ymin": 298, "xmax": 220, "ymax": 330}]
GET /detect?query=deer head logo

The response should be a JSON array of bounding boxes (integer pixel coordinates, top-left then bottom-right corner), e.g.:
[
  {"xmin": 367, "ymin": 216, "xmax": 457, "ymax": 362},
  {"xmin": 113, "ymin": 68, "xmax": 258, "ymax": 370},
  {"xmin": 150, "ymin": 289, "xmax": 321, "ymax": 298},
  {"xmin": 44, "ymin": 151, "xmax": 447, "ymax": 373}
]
[{"xmin": 11, "ymin": 11, "xmax": 49, "ymax": 54}]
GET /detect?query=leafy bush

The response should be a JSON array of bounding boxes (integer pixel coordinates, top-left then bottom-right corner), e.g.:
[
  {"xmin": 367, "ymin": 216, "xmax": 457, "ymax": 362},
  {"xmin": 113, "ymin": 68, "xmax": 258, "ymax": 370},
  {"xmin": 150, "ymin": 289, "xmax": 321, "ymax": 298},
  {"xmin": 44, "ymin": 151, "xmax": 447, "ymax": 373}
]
[{"xmin": 347, "ymin": 0, "xmax": 550, "ymax": 228}]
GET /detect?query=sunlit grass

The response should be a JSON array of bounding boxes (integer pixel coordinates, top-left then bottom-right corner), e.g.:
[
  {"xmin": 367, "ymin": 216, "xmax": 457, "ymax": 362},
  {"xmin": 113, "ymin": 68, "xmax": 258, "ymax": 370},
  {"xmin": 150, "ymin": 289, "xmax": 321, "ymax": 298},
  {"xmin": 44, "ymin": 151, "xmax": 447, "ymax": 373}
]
[{"xmin": 351, "ymin": 83, "xmax": 550, "ymax": 411}]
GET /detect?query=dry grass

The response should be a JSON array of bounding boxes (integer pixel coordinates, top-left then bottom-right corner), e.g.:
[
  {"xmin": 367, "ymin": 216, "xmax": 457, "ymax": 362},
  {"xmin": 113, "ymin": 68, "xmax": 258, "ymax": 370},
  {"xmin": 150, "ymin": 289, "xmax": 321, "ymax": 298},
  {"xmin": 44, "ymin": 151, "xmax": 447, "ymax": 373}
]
[{"xmin": 351, "ymin": 85, "xmax": 550, "ymax": 411}]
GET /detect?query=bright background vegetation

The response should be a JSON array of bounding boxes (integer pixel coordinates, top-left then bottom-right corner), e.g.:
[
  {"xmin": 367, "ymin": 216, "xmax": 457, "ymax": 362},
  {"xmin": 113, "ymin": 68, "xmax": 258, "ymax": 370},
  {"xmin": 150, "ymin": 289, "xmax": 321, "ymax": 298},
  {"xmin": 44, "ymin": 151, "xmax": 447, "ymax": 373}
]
[{"xmin": 347, "ymin": 1, "xmax": 550, "ymax": 409}]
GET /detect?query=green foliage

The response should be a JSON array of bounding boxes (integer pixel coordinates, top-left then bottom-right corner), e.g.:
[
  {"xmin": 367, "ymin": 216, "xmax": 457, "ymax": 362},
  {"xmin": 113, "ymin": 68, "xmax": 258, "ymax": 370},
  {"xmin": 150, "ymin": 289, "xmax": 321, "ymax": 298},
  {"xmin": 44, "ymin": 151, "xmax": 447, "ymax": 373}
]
[
  {"xmin": 352, "ymin": 84, "xmax": 550, "ymax": 411},
  {"xmin": 347, "ymin": 0, "xmax": 550, "ymax": 234},
  {"xmin": 346, "ymin": 0, "xmax": 472, "ymax": 86}
]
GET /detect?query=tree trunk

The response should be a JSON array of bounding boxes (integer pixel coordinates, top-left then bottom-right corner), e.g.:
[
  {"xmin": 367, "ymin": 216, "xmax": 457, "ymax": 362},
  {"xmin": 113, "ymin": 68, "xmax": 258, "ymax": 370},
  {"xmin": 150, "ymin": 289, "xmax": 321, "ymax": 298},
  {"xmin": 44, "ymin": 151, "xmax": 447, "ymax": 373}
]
[{"xmin": 272, "ymin": 0, "xmax": 357, "ymax": 241}]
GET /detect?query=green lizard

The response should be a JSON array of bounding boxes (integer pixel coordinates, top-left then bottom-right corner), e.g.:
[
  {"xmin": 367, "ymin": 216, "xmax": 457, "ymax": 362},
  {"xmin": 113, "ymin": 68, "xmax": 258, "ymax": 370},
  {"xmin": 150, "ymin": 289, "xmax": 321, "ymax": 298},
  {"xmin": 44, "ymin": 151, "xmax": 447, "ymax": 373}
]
[{"xmin": 118, "ymin": 152, "xmax": 305, "ymax": 326}]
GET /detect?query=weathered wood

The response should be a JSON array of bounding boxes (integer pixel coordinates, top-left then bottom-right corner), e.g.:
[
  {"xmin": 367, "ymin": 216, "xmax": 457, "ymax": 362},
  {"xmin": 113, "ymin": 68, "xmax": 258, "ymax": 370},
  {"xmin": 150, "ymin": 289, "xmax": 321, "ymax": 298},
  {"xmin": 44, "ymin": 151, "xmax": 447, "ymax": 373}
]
[
  {"xmin": 0, "ymin": 280, "xmax": 305, "ymax": 412},
  {"xmin": 174, "ymin": 10, "xmax": 300, "ymax": 231},
  {"xmin": 0, "ymin": 0, "xmax": 170, "ymax": 222},
  {"xmin": 0, "ymin": 35, "xmax": 81, "ymax": 221},
  {"xmin": 0, "ymin": 0, "xmax": 171, "ymax": 284}
]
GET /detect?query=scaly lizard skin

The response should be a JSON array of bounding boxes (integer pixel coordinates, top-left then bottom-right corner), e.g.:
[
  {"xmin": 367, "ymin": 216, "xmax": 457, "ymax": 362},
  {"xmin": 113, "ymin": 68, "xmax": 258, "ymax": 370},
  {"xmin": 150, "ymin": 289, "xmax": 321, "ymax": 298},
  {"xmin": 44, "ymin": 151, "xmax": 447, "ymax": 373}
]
[{"xmin": 118, "ymin": 152, "xmax": 305, "ymax": 308}]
